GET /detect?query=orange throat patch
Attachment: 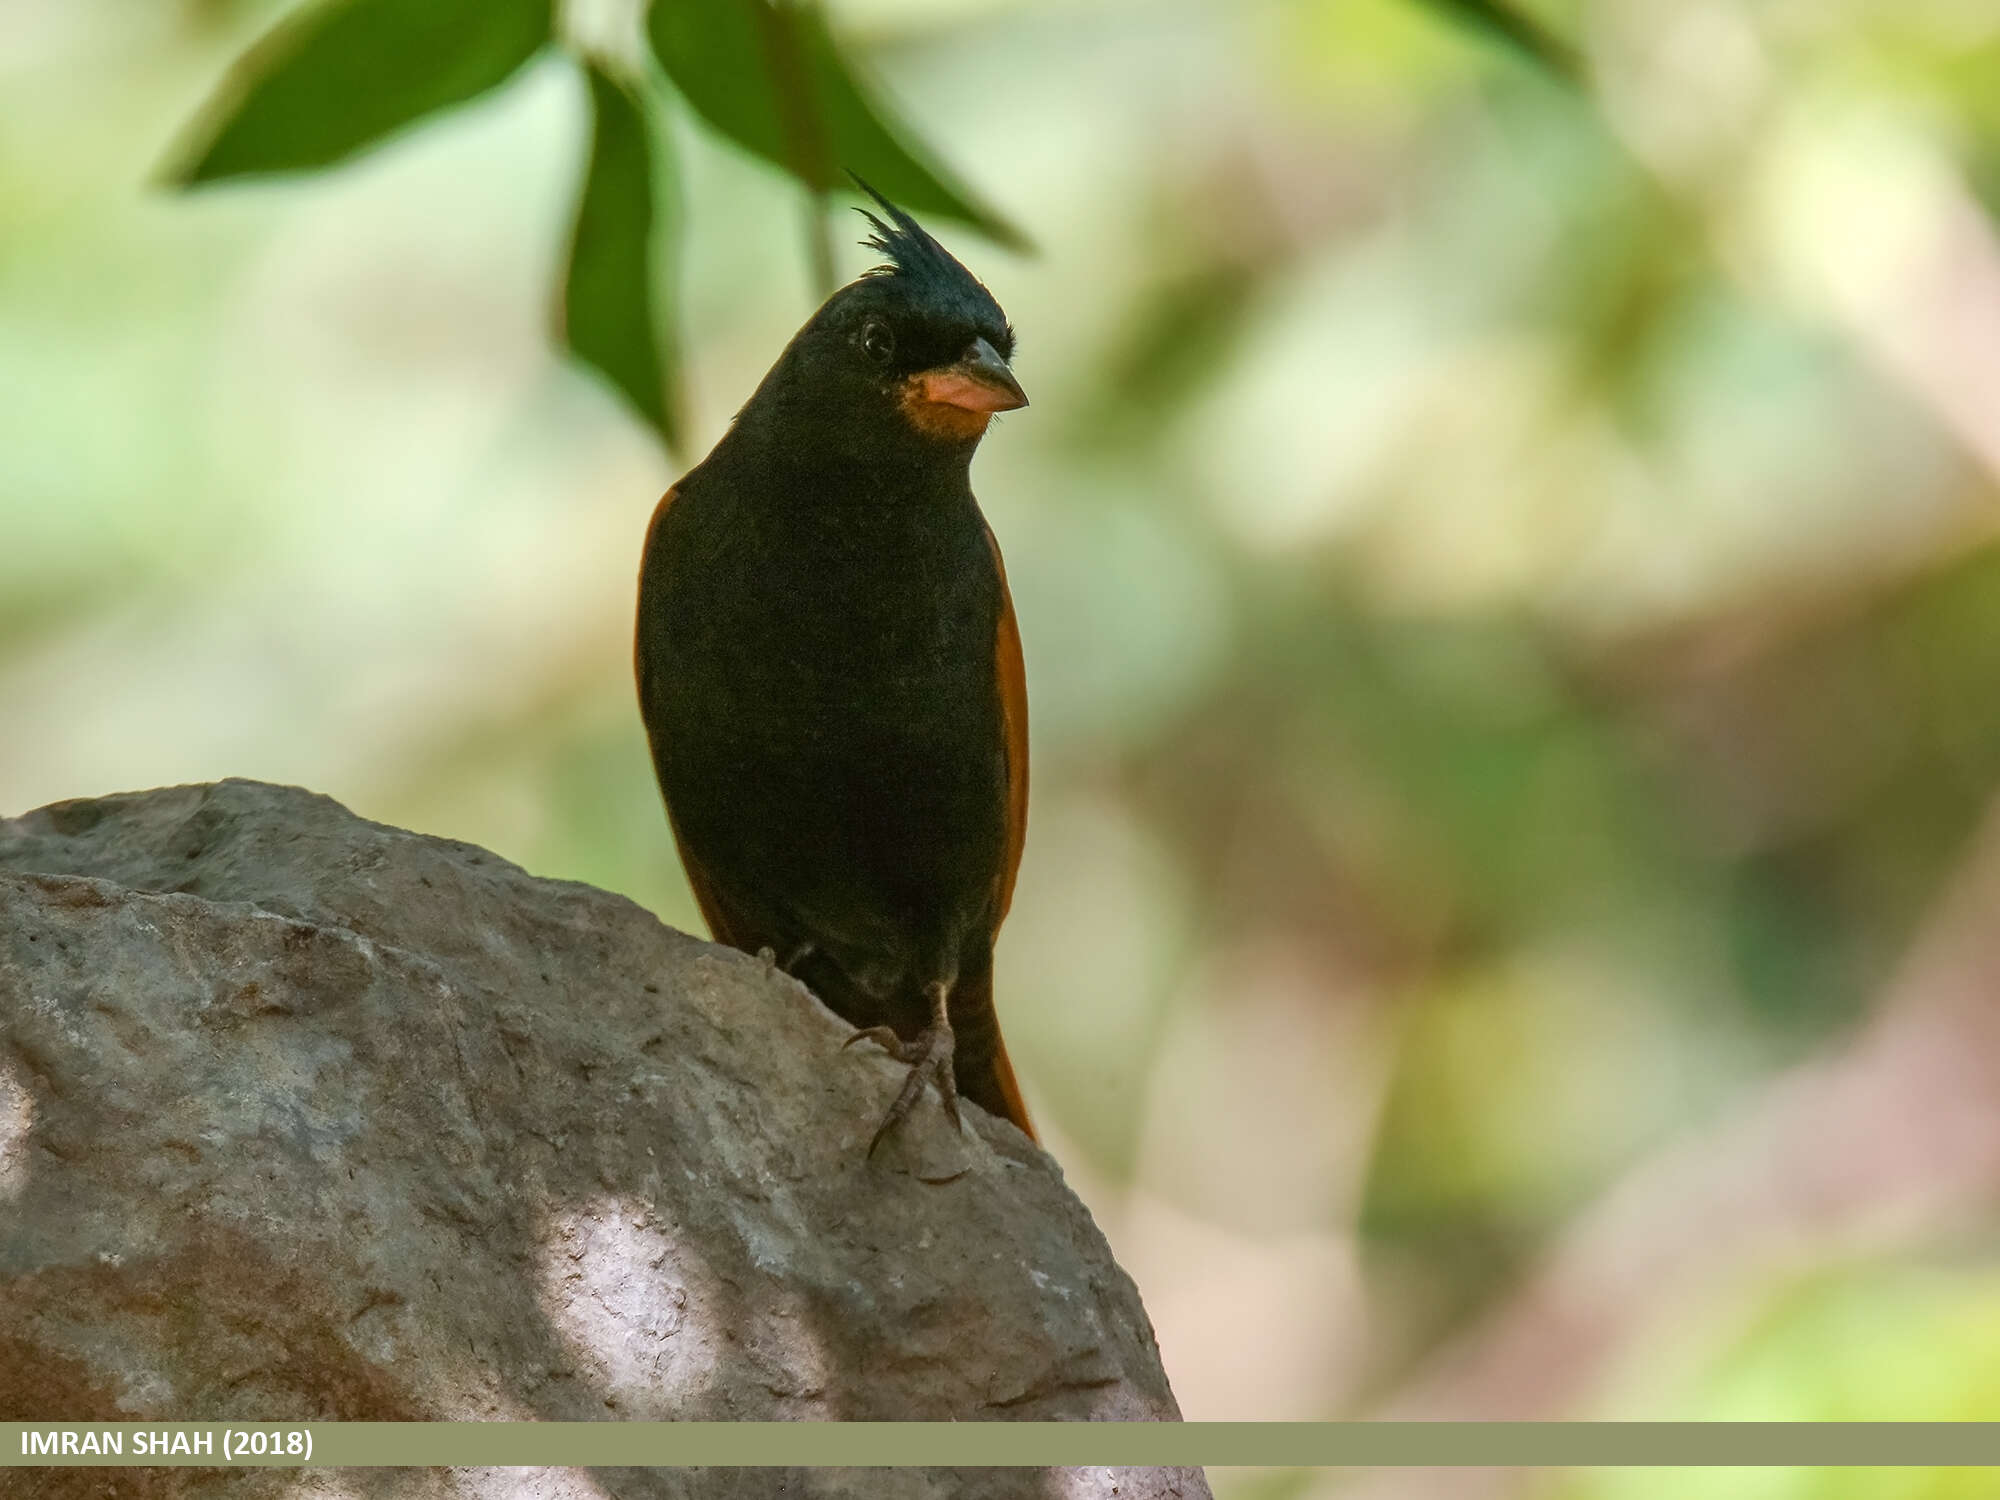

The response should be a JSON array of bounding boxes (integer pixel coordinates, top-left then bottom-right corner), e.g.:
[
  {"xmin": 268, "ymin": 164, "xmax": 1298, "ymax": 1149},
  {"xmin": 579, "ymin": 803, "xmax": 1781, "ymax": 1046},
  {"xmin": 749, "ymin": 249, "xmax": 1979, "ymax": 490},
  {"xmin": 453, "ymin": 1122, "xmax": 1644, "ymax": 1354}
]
[{"xmin": 897, "ymin": 378, "xmax": 996, "ymax": 442}]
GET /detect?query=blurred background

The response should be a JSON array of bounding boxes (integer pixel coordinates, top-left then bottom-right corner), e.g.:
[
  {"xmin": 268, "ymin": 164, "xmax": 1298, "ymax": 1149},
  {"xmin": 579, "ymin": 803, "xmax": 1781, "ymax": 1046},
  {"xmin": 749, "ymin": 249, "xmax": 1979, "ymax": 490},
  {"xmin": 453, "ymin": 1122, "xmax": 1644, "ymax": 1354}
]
[{"xmin": 9, "ymin": 0, "xmax": 2000, "ymax": 1489}]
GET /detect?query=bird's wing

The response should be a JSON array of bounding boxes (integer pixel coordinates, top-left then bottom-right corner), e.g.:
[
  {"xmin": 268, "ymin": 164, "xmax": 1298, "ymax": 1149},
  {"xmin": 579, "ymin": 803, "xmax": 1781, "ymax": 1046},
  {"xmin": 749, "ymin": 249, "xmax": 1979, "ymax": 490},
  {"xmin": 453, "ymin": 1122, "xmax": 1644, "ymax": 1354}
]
[
  {"xmin": 639, "ymin": 483, "xmax": 900, "ymax": 974},
  {"xmin": 980, "ymin": 521, "xmax": 1036, "ymax": 1138},
  {"xmin": 639, "ymin": 481, "xmax": 759, "ymax": 952},
  {"xmin": 985, "ymin": 519, "xmax": 1029, "ymax": 927},
  {"xmin": 633, "ymin": 481, "xmax": 680, "ymax": 705}
]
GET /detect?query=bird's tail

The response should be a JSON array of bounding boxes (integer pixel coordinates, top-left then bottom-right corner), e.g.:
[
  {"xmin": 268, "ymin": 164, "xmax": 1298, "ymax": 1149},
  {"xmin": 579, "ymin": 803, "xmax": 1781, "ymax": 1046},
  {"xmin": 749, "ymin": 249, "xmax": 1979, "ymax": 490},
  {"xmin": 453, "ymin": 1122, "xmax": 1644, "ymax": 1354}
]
[
  {"xmin": 950, "ymin": 963, "xmax": 1036, "ymax": 1142},
  {"xmin": 986, "ymin": 1027, "xmax": 1036, "ymax": 1143}
]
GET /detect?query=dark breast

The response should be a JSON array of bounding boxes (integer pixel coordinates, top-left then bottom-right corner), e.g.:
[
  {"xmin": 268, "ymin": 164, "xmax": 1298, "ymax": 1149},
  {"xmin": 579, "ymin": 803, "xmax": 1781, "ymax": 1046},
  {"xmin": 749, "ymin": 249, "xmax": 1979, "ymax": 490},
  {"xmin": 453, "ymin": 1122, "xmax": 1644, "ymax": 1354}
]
[{"xmin": 636, "ymin": 457, "xmax": 1010, "ymax": 989}]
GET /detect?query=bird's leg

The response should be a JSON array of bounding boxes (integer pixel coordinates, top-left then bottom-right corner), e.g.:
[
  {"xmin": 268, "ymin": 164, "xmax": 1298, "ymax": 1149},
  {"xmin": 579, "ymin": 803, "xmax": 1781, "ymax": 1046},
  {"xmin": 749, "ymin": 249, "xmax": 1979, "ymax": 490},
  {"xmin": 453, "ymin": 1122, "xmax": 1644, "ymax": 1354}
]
[{"xmin": 842, "ymin": 979, "xmax": 961, "ymax": 1156}]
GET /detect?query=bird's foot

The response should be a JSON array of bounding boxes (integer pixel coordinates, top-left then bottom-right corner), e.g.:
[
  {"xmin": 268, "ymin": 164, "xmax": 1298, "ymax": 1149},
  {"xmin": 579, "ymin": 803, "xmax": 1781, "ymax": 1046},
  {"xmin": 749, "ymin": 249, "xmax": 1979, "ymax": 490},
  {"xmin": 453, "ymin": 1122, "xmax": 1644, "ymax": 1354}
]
[{"xmin": 843, "ymin": 981, "xmax": 961, "ymax": 1158}]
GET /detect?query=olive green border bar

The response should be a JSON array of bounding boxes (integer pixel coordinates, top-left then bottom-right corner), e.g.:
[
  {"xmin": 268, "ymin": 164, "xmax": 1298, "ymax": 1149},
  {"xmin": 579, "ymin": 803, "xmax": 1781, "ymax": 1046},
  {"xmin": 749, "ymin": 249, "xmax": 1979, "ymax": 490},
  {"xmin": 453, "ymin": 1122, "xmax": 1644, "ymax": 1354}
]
[{"xmin": 5, "ymin": 1423, "xmax": 2000, "ymax": 1468}]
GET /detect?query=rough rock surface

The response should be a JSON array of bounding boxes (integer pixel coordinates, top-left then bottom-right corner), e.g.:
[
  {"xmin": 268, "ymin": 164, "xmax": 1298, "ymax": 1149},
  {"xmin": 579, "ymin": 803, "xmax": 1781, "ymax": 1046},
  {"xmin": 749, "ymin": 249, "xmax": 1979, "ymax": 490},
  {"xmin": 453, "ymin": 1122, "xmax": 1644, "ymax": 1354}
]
[{"xmin": 0, "ymin": 780, "xmax": 1207, "ymax": 1500}]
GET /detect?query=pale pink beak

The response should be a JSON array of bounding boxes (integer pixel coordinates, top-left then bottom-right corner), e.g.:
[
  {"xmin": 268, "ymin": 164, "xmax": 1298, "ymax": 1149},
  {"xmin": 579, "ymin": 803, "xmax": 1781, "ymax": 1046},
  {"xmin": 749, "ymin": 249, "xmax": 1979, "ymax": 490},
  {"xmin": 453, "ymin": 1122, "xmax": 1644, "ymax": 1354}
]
[{"xmin": 916, "ymin": 336, "xmax": 1027, "ymax": 413}]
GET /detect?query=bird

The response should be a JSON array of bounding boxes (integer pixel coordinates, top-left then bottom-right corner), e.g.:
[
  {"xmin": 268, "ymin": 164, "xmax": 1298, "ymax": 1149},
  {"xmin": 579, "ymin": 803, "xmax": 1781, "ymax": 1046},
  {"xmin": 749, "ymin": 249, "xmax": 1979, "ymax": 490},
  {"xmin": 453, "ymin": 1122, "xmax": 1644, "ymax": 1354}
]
[{"xmin": 634, "ymin": 181, "xmax": 1034, "ymax": 1155}]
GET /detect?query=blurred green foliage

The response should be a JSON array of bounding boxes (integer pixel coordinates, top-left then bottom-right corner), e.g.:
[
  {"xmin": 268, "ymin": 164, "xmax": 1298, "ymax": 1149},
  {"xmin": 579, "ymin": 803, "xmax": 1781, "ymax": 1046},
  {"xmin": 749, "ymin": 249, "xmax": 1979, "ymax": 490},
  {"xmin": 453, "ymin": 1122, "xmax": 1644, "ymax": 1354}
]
[
  {"xmin": 1553, "ymin": 1260, "xmax": 2000, "ymax": 1488},
  {"xmin": 645, "ymin": 0, "xmax": 1020, "ymax": 242},
  {"xmin": 164, "ymin": 0, "xmax": 553, "ymax": 181},
  {"xmin": 565, "ymin": 62, "xmax": 678, "ymax": 448},
  {"xmin": 164, "ymin": 0, "xmax": 1038, "ymax": 449},
  {"xmin": 160, "ymin": 0, "xmax": 1565, "ymax": 451}
]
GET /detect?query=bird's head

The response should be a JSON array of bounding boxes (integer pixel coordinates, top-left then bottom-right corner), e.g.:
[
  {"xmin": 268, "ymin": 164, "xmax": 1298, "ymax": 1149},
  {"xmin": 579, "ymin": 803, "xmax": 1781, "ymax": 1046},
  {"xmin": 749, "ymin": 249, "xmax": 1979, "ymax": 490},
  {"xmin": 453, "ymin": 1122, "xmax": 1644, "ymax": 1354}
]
[{"xmin": 764, "ymin": 182, "xmax": 1025, "ymax": 455}]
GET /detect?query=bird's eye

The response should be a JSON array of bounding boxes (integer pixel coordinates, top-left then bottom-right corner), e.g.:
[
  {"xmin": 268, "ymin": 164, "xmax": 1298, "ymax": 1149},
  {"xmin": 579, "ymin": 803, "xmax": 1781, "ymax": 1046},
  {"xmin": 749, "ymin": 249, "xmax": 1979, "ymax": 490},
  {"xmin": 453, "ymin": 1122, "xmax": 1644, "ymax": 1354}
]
[{"xmin": 860, "ymin": 321, "xmax": 894, "ymax": 366}]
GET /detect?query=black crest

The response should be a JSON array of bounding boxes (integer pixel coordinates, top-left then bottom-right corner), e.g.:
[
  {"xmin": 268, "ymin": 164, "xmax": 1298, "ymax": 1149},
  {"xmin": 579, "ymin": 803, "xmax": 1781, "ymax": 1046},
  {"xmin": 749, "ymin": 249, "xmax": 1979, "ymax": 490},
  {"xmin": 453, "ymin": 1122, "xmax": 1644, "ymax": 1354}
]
[{"xmin": 850, "ymin": 175, "xmax": 1012, "ymax": 352}]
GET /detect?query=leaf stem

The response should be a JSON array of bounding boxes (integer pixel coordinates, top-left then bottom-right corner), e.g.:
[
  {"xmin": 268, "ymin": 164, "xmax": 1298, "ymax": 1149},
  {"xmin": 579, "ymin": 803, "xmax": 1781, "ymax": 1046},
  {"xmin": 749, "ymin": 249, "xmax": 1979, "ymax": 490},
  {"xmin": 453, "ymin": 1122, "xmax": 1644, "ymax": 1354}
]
[
  {"xmin": 802, "ymin": 188, "xmax": 836, "ymax": 299},
  {"xmin": 747, "ymin": 0, "xmax": 839, "ymax": 298}
]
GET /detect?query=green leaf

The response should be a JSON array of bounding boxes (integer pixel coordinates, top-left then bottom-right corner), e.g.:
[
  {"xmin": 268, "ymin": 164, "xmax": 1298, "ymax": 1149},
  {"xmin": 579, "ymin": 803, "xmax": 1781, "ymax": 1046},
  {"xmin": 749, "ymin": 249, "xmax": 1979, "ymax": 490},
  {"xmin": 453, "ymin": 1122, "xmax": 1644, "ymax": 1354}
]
[
  {"xmin": 166, "ymin": 0, "xmax": 554, "ymax": 184},
  {"xmin": 646, "ymin": 0, "xmax": 1023, "ymax": 247},
  {"xmin": 561, "ymin": 62, "xmax": 680, "ymax": 453},
  {"xmin": 1409, "ymin": 0, "xmax": 1581, "ymax": 82}
]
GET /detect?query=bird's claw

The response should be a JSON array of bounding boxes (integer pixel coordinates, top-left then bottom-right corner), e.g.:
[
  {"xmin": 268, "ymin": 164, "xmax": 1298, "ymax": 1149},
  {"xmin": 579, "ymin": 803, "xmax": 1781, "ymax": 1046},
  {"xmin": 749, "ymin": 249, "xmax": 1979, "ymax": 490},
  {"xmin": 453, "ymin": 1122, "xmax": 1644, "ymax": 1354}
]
[
  {"xmin": 851, "ymin": 981, "xmax": 961, "ymax": 1159},
  {"xmin": 866, "ymin": 1019, "xmax": 960, "ymax": 1158},
  {"xmin": 843, "ymin": 1025, "xmax": 908, "ymax": 1060}
]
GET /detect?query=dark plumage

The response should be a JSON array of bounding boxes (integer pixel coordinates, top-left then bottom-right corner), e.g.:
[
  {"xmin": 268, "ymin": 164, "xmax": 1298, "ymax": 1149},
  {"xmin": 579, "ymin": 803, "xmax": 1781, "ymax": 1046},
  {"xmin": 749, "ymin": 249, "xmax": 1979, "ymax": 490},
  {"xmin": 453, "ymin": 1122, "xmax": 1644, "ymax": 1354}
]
[
  {"xmin": 856, "ymin": 197, "xmax": 1015, "ymax": 361},
  {"xmin": 635, "ymin": 182, "xmax": 1033, "ymax": 1149}
]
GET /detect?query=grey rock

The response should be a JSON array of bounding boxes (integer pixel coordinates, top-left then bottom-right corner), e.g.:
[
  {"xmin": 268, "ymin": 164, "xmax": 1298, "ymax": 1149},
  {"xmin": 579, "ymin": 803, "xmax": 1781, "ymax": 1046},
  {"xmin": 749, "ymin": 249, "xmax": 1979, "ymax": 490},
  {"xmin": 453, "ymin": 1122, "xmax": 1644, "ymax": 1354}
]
[{"xmin": 0, "ymin": 780, "xmax": 1206, "ymax": 1500}]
